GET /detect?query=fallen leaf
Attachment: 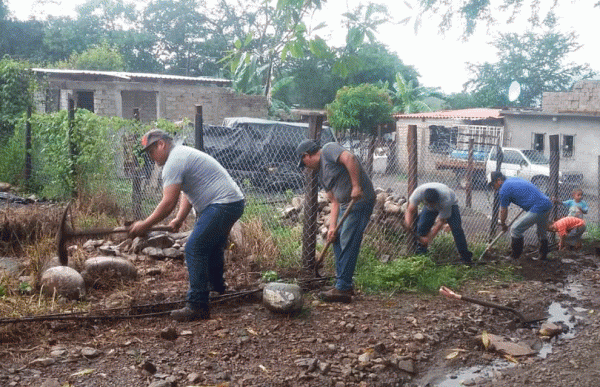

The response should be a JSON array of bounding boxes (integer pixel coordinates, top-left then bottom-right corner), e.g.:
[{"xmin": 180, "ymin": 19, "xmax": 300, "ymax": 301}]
[
  {"xmin": 482, "ymin": 331, "xmax": 490, "ymax": 349},
  {"xmin": 247, "ymin": 327, "xmax": 259, "ymax": 336},
  {"xmin": 503, "ymin": 354, "xmax": 519, "ymax": 363},
  {"xmin": 259, "ymin": 364, "xmax": 268, "ymax": 372},
  {"xmin": 70, "ymin": 369, "xmax": 95, "ymax": 377},
  {"xmin": 446, "ymin": 351, "xmax": 459, "ymax": 359}
]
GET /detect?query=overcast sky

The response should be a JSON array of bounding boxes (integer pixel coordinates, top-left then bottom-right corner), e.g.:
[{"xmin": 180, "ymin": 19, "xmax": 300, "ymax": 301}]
[{"xmin": 6, "ymin": 0, "xmax": 600, "ymax": 94}]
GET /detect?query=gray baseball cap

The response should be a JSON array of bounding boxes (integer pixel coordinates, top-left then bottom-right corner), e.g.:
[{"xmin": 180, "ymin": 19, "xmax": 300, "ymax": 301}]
[{"xmin": 296, "ymin": 139, "xmax": 320, "ymax": 168}]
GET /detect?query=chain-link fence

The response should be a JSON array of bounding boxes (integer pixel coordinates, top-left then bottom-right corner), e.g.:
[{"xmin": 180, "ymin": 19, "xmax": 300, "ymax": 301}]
[{"xmin": 4, "ymin": 111, "xmax": 598, "ymax": 270}]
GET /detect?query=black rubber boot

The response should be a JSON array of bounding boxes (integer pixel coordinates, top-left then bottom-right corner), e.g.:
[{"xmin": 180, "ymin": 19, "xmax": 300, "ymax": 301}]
[
  {"xmin": 511, "ymin": 237, "xmax": 524, "ymax": 260},
  {"xmin": 539, "ymin": 239, "xmax": 549, "ymax": 261}
]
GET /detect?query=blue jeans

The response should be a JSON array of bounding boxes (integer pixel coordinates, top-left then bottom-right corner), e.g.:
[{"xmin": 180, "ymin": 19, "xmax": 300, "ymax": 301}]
[
  {"xmin": 511, "ymin": 210, "xmax": 549, "ymax": 241},
  {"xmin": 185, "ymin": 200, "xmax": 244, "ymax": 307},
  {"xmin": 415, "ymin": 204, "xmax": 472, "ymax": 262},
  {"xmin": 333, "ymin": 199, "xmax": 375, "ymax": 291}
]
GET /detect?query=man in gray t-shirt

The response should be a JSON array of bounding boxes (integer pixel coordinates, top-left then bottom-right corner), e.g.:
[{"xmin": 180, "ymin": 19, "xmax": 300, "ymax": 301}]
[
  {"xmin": 297, "ymin": 140, "xmax": 375, "ymax": 303},
  {"xmin": 130, "ymin": 129, "xmax": 245, "ymax": 321},
  {"xmin": 405, "ymin": 182, "xmax": 473, "ymax": 264}
]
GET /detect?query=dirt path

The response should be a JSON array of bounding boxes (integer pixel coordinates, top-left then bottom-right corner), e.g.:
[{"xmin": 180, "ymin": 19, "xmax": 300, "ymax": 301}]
[{"xmin": 1, "ymin": 245, "xmax": 599, "ymax": 386}]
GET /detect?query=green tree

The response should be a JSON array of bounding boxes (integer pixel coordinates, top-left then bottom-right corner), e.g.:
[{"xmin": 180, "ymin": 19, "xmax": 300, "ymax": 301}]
[
  {"xmin": 391, "ymin": 72, "xmax": 436, "ymax": 113},
  {"xmin": 414, "ymin": 0, "xmax": 568, "ymax": 37},
  {"xmin": 327, "ymin": 83, "xmax": 393, "ymax": 175},
  {"xmin": 221, "ymin": 0, "xmax": 327, "ymax": 96},
  {"xmin": 0, "ymin": 58, "xmax": 34, "ymax": 140},
  {"xmin": 55, "ymin": 41, "xmax": 126, "ymax": 71},
  {"xmin": 143, "ymin": 0, "xmax": 212, "ymax": 76},
  {"xmin": 464, "ymin": 29, "xmax": 595, "ymax": 107}
]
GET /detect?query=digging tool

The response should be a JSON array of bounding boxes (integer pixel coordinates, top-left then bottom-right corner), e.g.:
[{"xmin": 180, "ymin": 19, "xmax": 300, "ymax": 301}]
[
  {"xmin": 315, "ymin": 198, "xmax": 356, "ymax": 278},
  {"xmin": 478, "ymin": 209, "xmax": 525, "ymax": 261},
  {"xmin": 439, "ymin": 286, "xmax": 546, "ymax": 325},
  {"xmin": 57, "ymin": 204, "xmax": 171, "ymax": 266}
]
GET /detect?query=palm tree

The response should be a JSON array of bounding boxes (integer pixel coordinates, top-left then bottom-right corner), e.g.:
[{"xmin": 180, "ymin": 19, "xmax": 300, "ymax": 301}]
[{"xmin": 391, "ymin": 72, "xmax": 435, "ymax": 113}]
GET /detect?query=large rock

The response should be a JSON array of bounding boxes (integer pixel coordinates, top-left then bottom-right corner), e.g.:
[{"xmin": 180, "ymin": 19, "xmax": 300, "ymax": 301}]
[
  {"xmin": 81, "ymin": 256, "xmax": 138, "ymax": 287},
  {"xmin": 262, "ymin": 282, "xmax": 303, "ymax": 314},
  {"xmin": 0, "ymin": 257, "xmax": 22, "ymax": 276},
  {"xmin": 40, "ymin": 266, "xmax": 86, "ymax": 300}
]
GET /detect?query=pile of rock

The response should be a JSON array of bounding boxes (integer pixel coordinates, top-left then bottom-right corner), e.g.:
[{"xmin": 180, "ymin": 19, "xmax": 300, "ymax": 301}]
[
  {"xmin": 281, "ymin": 188, "xmax": 408, "ymax": 241},
  {"xmin": 39, "ymin": 231, "xmax": 192, "ymax": 300}
]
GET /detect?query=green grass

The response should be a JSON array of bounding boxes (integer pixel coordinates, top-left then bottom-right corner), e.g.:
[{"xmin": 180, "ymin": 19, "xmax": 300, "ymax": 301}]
[{"xmin": 353, "ymin": 235, "xmax": 520, "ymax": 294}]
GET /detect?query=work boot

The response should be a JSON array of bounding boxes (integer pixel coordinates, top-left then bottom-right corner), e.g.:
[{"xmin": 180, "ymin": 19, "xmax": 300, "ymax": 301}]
[
  {"xmin": 319, "ymin": 288, "xmax": 352, "ymax": 303},
  {"xmin": 322, "ymin": 285, "xmax": 355, "ymax": 296},
  {"xmin": 170, "ymin": 303, "xmax": 210, "ymax": 322},
  {"xmin": 511, "ymin": 237, "xmax": 524, "ymax": 260},
  {"xmin": 210, "ymin": 282, "xmax": 228, "ymax": 296},
  {"xmin": 539, "ymin": 239, "xmax": 549, "ymax": 261}
]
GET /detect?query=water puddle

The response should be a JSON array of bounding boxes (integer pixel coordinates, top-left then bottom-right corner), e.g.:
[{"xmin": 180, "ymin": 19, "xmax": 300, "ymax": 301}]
[
  {"xmin": 422, "ymin": 280, "xmax": 588, "ymax": 386},
  {"xmin": 424, "ymin": 360, "xmax": 515, "ymax": 387}
]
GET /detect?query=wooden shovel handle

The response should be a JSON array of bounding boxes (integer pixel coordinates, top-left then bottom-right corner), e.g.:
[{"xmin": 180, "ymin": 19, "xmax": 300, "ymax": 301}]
[
  {"xmin": 439, "ymin": 286, "xmax": 526, "ymax": 322},
  {"xmin": 315, "ymin": 198, "xmax": 357, "ymax": 272}
]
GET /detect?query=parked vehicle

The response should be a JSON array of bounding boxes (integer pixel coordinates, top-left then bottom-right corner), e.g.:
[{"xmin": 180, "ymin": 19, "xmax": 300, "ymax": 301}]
[
  {"xmin": 435, "ymin": 149, "xmax": 488, "ymax": 189},
  {"xmin": 485, "ymin": 147, "xmax": 583, "ymax": 197},
  {"xmin": 436, "ymin": 146, "xmax": 583, "ymax": 196}
]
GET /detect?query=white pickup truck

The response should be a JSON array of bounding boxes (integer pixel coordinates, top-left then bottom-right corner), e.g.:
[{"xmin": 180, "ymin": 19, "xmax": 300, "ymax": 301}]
[{"xmin": 485, "ymin": 147, "xmax": 583, "ymax": 196}]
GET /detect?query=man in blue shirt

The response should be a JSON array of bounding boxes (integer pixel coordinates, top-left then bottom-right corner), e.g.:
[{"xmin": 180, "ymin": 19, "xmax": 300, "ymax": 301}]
[{"xmin": 488, "ymin": 171, "xmax": 552, "ymax": 260}]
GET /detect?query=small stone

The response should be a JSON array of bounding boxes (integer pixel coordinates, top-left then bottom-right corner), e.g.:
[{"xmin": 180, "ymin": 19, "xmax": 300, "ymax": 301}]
[
  {"xmin": 159, "ymin": 327, "xmax": 178, "ymax": 341},
  {"xmin": 187, "ymin": 372, "xmax": 201, "ymax": 383},
  {"xmin": 29, "ymin": 357, "xmax": 56, "ymax": 367},
  {"xmin": 81, "ymin": 347, "xmax": 101, "ymax": 358}
]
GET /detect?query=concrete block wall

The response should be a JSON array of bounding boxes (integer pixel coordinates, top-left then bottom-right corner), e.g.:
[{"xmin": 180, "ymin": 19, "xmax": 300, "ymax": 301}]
[
  {"xmin": 543, "ymin": 80, "xmax": 600, "ymax": 114},
  {"xmin": 35, "ymin": 78, "xmax": 268, "ymax": 125}
]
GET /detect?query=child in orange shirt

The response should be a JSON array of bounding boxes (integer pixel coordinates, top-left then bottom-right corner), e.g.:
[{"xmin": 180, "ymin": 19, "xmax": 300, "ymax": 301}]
[{"xmin": 547, "ymin": 216, "xmax": 586, "ymax": 250}]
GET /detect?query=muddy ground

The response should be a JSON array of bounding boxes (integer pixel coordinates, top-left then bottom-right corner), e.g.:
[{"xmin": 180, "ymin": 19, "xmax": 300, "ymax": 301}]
[{"xmin": 1, "ymin": 239, "xmax": 600, "ymax": 387}]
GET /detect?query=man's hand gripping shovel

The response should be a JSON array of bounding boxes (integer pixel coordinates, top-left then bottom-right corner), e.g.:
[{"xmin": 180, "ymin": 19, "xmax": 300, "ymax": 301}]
[{"xmin": 315, "ymin": 198, "xmax": 356, "ymax": 278}]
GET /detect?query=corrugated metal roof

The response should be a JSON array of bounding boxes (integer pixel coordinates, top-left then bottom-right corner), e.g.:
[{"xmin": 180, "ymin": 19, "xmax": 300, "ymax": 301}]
[
  {"xmin": 394, "ymin": 108, "xmax": 503, "ymax": 120},
  {"xmin": 32, "ymin": 68, "xmax": 231, "ymax": 84}
]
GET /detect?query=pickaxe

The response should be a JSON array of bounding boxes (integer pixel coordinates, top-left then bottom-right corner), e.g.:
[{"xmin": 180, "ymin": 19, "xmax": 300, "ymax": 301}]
[{"xmin": 56, "ymin": 204, "xmax": 171, "ymax": 266}]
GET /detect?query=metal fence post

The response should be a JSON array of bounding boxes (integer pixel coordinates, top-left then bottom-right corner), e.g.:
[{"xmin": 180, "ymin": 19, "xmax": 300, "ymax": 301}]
[
  {"xmin": 195, "ymin": 105, "xmax": 204, "ymax": 151},
  {"xmin": 302, "ymin": 113, "xmax": 324, "ymax": 275}
]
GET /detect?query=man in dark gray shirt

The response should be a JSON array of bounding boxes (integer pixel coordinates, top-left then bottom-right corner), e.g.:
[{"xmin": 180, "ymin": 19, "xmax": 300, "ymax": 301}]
[
  {"xmin": 404, "ymin": 182, "xmax": 473, "ymax": 264},
  {"xmin": 297, "ymin": 139, "xmax": 375, "ymax": 303}
]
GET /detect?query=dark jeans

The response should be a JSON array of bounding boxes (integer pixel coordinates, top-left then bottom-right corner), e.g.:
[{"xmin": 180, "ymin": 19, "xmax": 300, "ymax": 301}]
[
  {"xmin": 185, "ymin": 200, "xmax": 244, "ymax": 307},
  {"xmin": 332, "ymin": 199, "xmax": 375, "ymax": 291},
  {"xmin": 415, "ymin": 204, "xmax": 472, "ymax": 262}
]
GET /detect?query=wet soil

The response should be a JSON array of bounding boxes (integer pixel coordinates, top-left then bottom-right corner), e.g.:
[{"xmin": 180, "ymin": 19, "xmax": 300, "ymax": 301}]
[{"xmin": 1, "ymin": 242, "xmax": 600, "ymax": 387}]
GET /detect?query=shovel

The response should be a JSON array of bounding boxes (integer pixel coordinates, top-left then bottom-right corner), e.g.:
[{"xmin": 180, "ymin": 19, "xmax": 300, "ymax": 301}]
[
  {"xmin": 478, "ymin": 209, "xmax": 525, "ymax": 260},
  {"xmin": 315, "ymin": 198, "xmax": 356, "ymax": 277},
  {"xmin": 439, "ymin": 286, "xmax": 546, "ymax": 325}
]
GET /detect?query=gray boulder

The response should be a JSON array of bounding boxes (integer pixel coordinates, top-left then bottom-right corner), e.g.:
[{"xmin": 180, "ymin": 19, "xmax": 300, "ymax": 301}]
[
  {"xmin": 262, "ymin": 282, "xmax": 303, "ymax": 314},
  {"xmin": 40, "ymin": 266, "xmax": 85, "ymax": 300},
  {"xmin": 81, "ymin": 256, "xmax": 137, "ymax": 287}
]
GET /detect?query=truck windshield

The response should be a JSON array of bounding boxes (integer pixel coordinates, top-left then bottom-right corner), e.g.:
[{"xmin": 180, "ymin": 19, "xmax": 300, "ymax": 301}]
[{"xmin": 522, "ymin": 150, "xmax": 549, "ymax": 165}]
